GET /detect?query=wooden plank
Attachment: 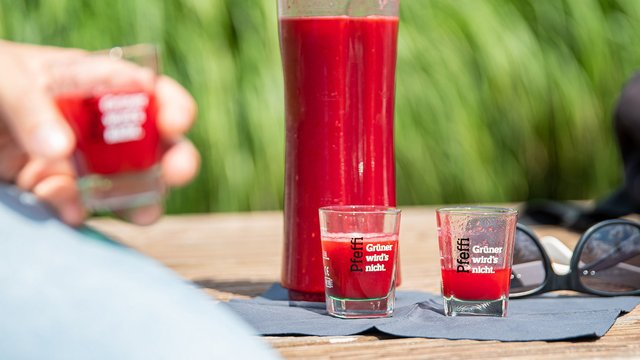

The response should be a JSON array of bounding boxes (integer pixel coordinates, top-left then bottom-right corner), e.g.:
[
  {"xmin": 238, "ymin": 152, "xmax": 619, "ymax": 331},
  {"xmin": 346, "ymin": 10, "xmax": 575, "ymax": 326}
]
[{"xmin": 88, "ymin": 206, "xmax": 640, "ymax": 359}]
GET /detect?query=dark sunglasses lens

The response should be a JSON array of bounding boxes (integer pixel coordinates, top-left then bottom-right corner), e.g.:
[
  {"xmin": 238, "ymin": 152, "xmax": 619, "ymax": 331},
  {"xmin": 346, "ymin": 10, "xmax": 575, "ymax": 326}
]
[
  {"xmin": 578, "ymin": 223, "xmax": 640, "ymax": 293},
  {"xmin": 510, "ymin": 228, "xmax": 546, "ymax": 294}
]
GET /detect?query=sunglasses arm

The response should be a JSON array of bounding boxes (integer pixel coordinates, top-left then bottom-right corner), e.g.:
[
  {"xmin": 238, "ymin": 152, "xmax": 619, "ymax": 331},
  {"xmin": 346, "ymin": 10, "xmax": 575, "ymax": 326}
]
[{"xmin": 540, "ymin": 236, "xmax": 571, "ymax": 275}]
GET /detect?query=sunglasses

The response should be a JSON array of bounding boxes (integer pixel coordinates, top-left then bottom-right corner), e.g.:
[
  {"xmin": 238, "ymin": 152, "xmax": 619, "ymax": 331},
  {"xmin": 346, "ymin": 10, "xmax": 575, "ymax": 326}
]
[{"xmin": 510, "ymin": 219, "xmax": 640, "ymax": 298}]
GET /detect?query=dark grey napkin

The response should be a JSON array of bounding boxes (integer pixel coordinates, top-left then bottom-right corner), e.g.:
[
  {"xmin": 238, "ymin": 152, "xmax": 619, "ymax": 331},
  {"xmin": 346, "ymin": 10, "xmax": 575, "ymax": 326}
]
[{"xmin": 225, "ymin": 284, "xmax": 640, "ymax": 341}]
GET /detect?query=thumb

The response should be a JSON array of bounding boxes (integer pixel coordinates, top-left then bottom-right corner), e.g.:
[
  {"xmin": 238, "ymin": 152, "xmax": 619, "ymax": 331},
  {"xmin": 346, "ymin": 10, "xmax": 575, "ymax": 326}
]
[{"xmin": 0, "ymin": 64, "xmax": 74, "ymax": 159}]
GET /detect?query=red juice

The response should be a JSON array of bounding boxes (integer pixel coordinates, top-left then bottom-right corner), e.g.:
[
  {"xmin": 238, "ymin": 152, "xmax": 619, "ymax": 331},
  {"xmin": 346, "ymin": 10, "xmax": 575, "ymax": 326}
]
[
  {"xmin": 441, "ymin": 268, "xmax": 512, "ymax": 300},
  {"xmin": 322, "ymin": 233, "xmax": 398, "ymax": 299},
  {"xmin": 56, "ymin": 91, "xmax": 160, "ymax": 175},
  {"xmin": 280, "ymin": 16, "xmax": 399, "ymax": 299}
]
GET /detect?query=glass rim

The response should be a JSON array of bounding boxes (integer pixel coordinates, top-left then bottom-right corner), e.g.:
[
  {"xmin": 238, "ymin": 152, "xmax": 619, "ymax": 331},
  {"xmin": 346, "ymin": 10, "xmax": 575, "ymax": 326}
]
[
  {"xmin": 436, "ymin": 206, "xmax": 518, "ymax": 216},
  {"xmin": 50, "ymin": 43, "xmax": 160, "ymax": 98},
  {"xmin": 91, "ymin": 43, "xmax": 160, "ymax": 75},
  {"xmin": 319, "ymin": 205, "xmax": 400, "ymax": 214},
  {"xmin": 277, "ymin": 0, "xmax": 399, "ymax": 18},
  {"xmin": 92, "ymin": 43, "xmax": 159, "ymax": 58}
]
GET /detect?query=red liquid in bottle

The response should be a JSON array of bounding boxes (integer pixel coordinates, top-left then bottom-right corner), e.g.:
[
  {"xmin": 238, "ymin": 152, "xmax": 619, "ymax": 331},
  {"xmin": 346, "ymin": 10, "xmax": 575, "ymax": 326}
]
[
  {"xmin": 441, "ymin": 268, "xmax": 512, "ymax": 300},
  {"xmin": 280, "ymin": 16, "xmax": 399, "ymax": 300},
  {"xmin": 56, "ymin": 91, "xmax": 160, "ymax": 175},
  {"xmin": 322, "ymin": 233, "xmax": 398, "ymax": 299}
]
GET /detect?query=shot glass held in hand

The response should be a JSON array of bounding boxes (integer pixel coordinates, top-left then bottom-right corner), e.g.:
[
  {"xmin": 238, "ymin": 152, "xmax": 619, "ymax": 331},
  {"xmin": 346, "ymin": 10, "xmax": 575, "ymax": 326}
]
[
  {"xmin": 319, "ymin": 206, "xmax": 401, "ymax": 319},
  {"xmin": 437, "ymin": 206, "xmax": 518, "ymax": 317},
  {"xmin": 54, "ymin": 45, "xmax": 164, "ymax": 216}
]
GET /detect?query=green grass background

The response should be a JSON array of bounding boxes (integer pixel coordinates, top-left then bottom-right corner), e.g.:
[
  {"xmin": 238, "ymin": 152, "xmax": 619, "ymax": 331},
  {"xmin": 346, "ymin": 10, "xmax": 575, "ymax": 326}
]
[{"xmin": 1, "ymin": 0, "xmax": 638, "ymax": 213}]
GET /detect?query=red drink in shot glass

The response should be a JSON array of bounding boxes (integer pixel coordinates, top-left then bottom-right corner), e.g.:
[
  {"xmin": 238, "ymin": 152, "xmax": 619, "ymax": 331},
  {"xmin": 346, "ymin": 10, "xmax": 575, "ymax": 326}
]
[
  {"xmin": 319, "ymin": 206, "xmax": 400, "ymax": 318},
  {"xmin": 437, "ymin": 207, "xmax": 518, "ymax": 317},
  {"xmin": 322, "ymin": 233, "xmax": 398, "ymax": 300},
  {"xmin": 54, "ymin": 45, "xmax": 164, "ymax": 214}
]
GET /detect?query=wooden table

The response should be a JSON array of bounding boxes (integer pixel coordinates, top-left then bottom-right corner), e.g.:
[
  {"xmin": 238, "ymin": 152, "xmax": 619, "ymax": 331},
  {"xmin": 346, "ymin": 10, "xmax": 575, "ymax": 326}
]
[{"xmin": 89, "ymin": 207, "xmax": 640, "ymax": 359}]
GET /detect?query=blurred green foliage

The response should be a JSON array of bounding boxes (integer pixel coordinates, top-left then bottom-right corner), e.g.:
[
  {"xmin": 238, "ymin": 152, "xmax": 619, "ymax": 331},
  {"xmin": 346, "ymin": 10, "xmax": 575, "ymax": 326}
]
[{"xmin": 1, "ymin": 0, "xmax": 638, "ymax": 213}]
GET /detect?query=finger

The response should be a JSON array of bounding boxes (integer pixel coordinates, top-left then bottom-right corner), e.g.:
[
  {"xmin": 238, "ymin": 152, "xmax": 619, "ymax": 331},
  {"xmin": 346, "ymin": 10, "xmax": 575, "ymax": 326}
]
[
  {"xmin": 15, "ymin": 158, "xmax": 75, "ymax": 191},
  {"xmin": 47, "ymin": 56, "xmax": 156, "ymax": 97},
  {"xmin": 155, "ymin": 76, "xmax": 197, "ymax": 140},
  {"xmin": 114, "ymin": 203, "xmax": 164, "ymax": 226},
  {"xmin": 0, "ymin": 135, "xmax": 28, "ymax": 182},
  {"xmin": 0, "ymin": 40, "xmax": 86, "ymax": 63},
  {"xmin": 0, "ymin": 61, "xmax": 75, "ymax": 159},
  {"xmin": 161, "ymin": 138, "xmax": 200, "ymax": 186},
  {"xmin": 31, "ymin": 174, "xmax": 86, "ymax": 226}
]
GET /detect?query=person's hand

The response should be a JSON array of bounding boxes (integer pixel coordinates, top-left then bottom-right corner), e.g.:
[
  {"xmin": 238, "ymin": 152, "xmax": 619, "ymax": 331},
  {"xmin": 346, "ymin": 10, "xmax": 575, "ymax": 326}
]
[{"xmin": 0, "ymin": 40, "xmax": 200, "ymax": 226}]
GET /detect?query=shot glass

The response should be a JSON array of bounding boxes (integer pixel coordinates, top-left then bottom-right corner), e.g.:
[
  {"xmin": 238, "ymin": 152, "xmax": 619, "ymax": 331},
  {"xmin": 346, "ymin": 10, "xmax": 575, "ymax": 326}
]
[
  {"xmin": 54, "ymin": 44, "xmax": 164, "ymax": 215},
  {"xmin": 436, "ymin": 206, "xmax": 518, "ymax": 317},
  {"xmin": 319, "ymin": 205, "xmax": 401, "ymax": 318}
]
